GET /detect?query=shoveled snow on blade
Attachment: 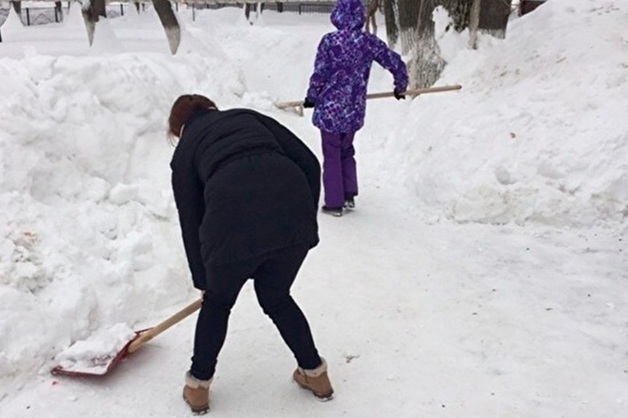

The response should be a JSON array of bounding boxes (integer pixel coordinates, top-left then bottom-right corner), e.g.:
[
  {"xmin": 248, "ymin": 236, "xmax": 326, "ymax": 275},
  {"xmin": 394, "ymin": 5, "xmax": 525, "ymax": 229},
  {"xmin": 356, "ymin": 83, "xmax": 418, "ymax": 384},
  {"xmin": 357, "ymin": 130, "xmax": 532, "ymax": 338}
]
[{"xmin": 54, "ymin": 323, "xmax": 136, "ymax": 375}]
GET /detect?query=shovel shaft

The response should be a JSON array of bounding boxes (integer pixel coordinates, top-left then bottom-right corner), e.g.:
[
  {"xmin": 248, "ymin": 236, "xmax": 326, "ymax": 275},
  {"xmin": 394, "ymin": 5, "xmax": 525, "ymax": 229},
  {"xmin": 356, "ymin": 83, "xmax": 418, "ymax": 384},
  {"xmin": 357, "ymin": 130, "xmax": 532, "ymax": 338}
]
[
  {"xmin": 275, "ymin": 84, "xmax": 462, "ymax": 109},
  {"xmin": 366, "ymin": 84, "xmax": 462, "ymax": 99},
  {"xmin": 127, "ymin": 298, "xmax": 202, "ymax": 353}
]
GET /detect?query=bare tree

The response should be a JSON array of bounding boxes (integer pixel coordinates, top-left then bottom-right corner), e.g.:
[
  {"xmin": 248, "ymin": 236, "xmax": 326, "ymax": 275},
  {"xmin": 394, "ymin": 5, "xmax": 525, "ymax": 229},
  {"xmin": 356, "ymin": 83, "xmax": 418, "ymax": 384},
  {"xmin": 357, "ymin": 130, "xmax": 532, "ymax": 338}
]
[
  {"xmin": 80, "ymin": 0, "xmax": 180, "ymax": 54},
  {"xmin": 407, "ymin": 0, "xmax": 471, "ymax": 88},
  {"xmin": 396, "ymin": 0, "xmax": 511, "ymax": 88},
  {"xmin": 478, "ymin": 0, "xmax": 512, "ymax": 39},
  {"xmin": 54, "ymin": 1, "xmax": 62, "ymax": 20},
  {"xmin": 383, "ymin": 0, "xmax": 398, "ymax": 48},
  {"xmin": 365, "ymin": 0, "xmax": 379, "ymax": 35},
  {"xmin": 152, "ymin": 0, "xmax": 181, "ymax": 54},
  {"xmin": 82, "ymin": 0, "xmax": 107, "ymax": 23},
  {"xmin": 469, "ymin": 0, "xmax": 513, "ymax": 48},
  {"xmin": 443, "ymin": 0, "xmax": 473, "ymax": 31},
  {"xmin": 397, "ymin": 0, "xmax": 419, "ymax": 54},
  {"xmin": 245, "ymin": 3, "xmax": 253, "ymax": 20},
  {"xmin": 81, "ymin": 0, "xmax": 107, "ymax": 46},
  {"xmin": 469, "ymin": 0, "xmax": 481, "ymax": 49},
  {"xmin": 384, "ymin": 0, "xmax": 470, "ymax": 53},
  {"xmin": 10, "ymin": 0, "xmax": 21, "ymax": 15}
]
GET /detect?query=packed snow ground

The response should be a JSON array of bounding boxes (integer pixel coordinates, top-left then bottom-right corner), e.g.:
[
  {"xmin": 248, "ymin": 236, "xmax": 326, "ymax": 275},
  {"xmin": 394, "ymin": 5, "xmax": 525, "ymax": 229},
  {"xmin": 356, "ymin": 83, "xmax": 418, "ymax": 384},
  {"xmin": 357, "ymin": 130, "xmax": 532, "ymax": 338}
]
[{"xmin": 0, "ymin": 1, "xmax": 627, "ymax": 417}]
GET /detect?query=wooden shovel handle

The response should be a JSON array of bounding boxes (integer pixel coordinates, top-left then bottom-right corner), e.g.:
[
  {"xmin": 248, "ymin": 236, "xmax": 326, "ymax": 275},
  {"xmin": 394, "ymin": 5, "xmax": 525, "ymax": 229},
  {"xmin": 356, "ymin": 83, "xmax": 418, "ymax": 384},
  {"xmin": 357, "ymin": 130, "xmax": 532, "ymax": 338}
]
[
  {"xmin": 127, "ymin": 298, "xmax": 202, "ymax": 353},
  {"xmin": 275, "ymin": 84, "xmax": 462, "ymax": 109},
  {"xmin": 366, "ymin": 84, "xmax": 462, "ymax": 99}
]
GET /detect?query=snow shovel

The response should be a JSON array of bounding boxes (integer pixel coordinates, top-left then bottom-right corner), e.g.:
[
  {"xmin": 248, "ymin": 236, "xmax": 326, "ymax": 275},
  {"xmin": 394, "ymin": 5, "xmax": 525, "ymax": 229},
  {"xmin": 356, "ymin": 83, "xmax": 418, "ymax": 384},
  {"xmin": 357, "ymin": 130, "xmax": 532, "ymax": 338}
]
[
  {"xmin": 51, "ymin": 298, "xmax": 202, "ymax": 377},
  {"xmin": 275, "ymin": 84, "xmax": 462, "ymax": 116}
]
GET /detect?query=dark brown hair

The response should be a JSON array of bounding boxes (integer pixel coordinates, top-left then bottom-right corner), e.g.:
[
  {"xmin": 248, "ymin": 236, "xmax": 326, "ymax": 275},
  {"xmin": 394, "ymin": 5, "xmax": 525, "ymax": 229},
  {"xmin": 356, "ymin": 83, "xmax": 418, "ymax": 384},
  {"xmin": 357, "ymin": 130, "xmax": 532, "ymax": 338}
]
[{"xmin": 168, "ymin": 94, "xmax": 217, "ymax": 143}]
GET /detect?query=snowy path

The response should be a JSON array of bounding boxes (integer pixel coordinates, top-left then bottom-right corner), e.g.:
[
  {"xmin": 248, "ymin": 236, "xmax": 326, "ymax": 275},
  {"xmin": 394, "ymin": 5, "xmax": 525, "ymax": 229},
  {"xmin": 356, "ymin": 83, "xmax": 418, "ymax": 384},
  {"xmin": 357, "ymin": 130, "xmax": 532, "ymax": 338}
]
[{"xmin": 2, "ymin": 187, "xmax": 626, "ymax": 417}]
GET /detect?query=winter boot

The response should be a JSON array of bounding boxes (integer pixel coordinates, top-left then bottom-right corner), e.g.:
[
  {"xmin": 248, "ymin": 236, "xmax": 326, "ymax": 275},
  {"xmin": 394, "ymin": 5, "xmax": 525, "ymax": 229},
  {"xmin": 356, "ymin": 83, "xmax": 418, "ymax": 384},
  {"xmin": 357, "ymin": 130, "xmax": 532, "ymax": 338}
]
[
  {"xmin": 293, "ymin": 359, "xmax": 334, "ymax": 400},
  {"xmin": 321, "ymin": 206, "xmax": 343, "ymax": 217},
  {"xmin": 183, "ymin": 371, "xmax": 212, "ymax": 414}
]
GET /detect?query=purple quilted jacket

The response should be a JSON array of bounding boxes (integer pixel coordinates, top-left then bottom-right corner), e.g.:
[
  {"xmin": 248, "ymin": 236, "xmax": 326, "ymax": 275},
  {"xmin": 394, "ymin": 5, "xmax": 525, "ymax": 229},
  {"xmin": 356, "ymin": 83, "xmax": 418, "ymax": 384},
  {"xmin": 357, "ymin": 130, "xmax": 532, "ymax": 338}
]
[{"xmin": 306, "ymin": 0, "xmax": 409, "ymax": 134}]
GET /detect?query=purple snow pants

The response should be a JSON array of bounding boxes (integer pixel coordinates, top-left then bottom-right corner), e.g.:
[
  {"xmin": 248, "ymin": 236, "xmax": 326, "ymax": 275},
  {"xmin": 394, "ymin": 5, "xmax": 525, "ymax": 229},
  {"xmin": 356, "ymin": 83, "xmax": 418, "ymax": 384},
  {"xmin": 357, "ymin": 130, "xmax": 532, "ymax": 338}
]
[{"xmin": 321, "ymin": 130, "xmax": 358, "ymax": 208}]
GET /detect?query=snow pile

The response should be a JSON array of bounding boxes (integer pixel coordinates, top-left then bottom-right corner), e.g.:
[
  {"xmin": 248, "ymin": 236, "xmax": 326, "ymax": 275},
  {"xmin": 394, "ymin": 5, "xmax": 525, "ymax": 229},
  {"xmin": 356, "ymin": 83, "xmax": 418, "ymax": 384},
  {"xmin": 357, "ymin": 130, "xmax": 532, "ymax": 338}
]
[
  {"xmin": 382, "ymin": 0, "xmax": 628, "ymax": 227},
  {"xmin": 53, "ymin": 323, "xmax": 136, "ymax": 375},
  {"xmin": 0, "ymin": 19, "xmax": 245, "ymax": 383}
]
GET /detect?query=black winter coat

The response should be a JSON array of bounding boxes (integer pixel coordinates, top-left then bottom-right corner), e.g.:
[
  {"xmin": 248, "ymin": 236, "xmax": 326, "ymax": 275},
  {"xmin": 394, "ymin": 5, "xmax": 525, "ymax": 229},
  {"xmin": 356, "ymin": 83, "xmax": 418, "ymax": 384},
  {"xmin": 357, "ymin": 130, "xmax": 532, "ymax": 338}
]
[{"xmin": 170, "ymin": 108, "xmax": 320, "ymax": 290}]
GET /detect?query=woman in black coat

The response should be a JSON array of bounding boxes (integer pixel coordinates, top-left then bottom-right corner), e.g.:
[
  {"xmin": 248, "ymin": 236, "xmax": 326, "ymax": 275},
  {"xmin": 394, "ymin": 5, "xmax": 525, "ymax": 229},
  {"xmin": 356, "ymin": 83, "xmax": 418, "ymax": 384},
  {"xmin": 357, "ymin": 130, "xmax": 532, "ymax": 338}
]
[{"xmin": 168, "ymin": 94, "xmax": 333, "ymax": 413}]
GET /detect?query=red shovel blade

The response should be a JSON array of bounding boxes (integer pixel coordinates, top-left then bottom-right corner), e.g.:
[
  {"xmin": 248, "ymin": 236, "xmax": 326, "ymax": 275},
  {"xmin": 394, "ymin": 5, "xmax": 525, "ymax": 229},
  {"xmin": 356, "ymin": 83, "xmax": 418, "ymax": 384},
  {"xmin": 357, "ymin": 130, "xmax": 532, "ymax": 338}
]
[
  {"xmin": 50, "ymin": 329, "xmax": 146, "ymax": 378},
  {"xmin": 50, "ymin": 299, "xmax": 202, "ymax": 378}
]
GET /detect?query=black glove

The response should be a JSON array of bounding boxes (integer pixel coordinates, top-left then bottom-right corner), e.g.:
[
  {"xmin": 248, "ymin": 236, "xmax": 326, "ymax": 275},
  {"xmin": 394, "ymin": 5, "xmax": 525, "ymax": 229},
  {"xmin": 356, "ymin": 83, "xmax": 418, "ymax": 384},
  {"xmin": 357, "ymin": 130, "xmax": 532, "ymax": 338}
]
[
  {"xmin": 393, "ymin": 89, "xmax": 406, "ymax": 100},
  {"xmin": 303, "ymin": 97, "xmax": 315, "ymax": 108}
]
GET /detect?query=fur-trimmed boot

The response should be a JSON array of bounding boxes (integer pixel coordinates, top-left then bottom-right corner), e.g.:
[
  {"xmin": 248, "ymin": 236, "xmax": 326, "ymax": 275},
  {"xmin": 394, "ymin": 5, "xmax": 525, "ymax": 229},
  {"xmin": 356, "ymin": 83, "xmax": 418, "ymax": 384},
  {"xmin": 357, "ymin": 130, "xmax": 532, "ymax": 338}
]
[
  {"xmin": 183, "ymin": 371, "xmax": 212, "ymax": 414},
  {"xmin": 293, "ymin": 359, "xmax": 334, "ymax": 400}
]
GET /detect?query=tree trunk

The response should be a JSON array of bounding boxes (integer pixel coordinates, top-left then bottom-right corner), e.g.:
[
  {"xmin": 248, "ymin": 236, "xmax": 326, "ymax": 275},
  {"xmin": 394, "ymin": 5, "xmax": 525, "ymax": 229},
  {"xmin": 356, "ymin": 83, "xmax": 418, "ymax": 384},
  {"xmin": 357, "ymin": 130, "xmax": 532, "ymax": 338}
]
[
  {"xmin": 397, "ymin": 0, "xmax": 420, "ymax": 54},
  {"xmin": 81, "ymin": 0, "xmax": 106, "ymax": 46},
  {"xmin": 383, "ymin": 0, "xmax": 398, "ymax": 48},
  {"xmin": 468, "ymin": 0, "xmax": 481, "ymax": 49},
  {"xmin": 403, "ymin": 0, "xmax": 511, "ymax": 87},
  {"xmin": 365, "ymin": 0, "xmax": 379, "ymax": 35},
  {"xmin": 82, "ymin": 0, "xmax": 106, "ymax": 23},
  {"xmin": 409, "ymin": 0, "xmax": 471, "ymax": 88},
  {"xmin": 11, "ymin": 1, "xmax": 21, "ymax": 15},
  {"xmin": 479, "ymin": 0, "xmax": 512, "ymax": 39},
  {"xmin": 409, "ymin": 0, "xmax": 443, "ymax": 89},
  {"xmin": 443, "ymin": 0, "xmax": 472, "ymax": 31},
  {"xmin": 411, "ymin": 32, "xmax": 447, "ymax": 88},
  {"xmin": 152, "ymin": 0, "xmax": 181, "ymax": 54}
]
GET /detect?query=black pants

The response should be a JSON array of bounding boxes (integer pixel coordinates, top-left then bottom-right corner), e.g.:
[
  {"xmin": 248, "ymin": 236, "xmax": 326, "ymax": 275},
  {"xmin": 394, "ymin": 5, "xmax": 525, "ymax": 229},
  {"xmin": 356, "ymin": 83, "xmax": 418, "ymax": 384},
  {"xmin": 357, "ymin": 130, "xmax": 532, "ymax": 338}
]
[{"xmin": 190, "ymin": 244, "xmax": 322, "ymax": 380}]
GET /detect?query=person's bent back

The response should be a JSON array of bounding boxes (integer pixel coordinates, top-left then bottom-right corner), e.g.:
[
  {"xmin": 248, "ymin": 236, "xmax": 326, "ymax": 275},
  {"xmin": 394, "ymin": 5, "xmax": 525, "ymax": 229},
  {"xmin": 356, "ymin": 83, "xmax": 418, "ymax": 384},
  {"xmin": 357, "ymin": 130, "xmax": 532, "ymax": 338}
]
[{"xmin": 168, "ymin": 95, "xmax": 333, "ymax": 414}]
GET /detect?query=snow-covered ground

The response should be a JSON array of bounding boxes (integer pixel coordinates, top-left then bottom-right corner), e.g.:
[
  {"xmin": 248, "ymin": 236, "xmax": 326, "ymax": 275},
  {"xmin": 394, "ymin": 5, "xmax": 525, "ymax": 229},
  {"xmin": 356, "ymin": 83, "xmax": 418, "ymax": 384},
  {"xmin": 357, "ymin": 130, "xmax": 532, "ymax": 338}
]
[{"xmin": 1, "ymin": 1, "xmax": 627, "ymax": 417}]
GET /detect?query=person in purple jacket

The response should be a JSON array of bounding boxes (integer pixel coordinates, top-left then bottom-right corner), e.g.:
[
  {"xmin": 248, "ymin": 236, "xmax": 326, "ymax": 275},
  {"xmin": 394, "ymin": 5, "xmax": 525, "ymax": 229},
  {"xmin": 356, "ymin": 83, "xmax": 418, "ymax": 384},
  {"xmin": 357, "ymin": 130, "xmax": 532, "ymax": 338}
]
[{"xmin": 304, "ymin": 0, "xmax": 408, "ymax": 217}]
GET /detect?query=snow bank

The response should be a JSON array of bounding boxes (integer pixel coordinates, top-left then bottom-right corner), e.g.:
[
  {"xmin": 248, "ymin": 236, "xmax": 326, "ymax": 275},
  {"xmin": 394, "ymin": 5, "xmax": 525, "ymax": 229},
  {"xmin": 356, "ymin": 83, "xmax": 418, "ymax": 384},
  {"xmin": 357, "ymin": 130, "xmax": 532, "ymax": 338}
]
[
  {"xmin": 0, "ymin": 25, "xmax": 244, "ymax": 384},
  {"xmin": 386, "ymin": 0, "xmax": 628, "ymax": 227}
]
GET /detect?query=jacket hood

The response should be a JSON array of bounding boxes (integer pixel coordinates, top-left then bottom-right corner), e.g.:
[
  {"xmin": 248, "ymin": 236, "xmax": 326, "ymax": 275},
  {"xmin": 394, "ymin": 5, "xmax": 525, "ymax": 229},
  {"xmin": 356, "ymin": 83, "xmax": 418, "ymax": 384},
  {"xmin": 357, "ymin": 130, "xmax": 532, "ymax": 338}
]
[{"xmin": 330, "ymin": 0, "xmax": 365, "ymax": 30}]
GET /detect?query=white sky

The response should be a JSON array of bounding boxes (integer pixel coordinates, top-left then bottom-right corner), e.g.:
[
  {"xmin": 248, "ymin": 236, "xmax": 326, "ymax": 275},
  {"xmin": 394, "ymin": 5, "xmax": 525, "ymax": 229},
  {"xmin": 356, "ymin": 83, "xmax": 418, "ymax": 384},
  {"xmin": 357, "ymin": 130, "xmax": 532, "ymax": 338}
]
[{"xmin": 1, "ymin": 1, "xmax": 627, "ymax": 417}]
